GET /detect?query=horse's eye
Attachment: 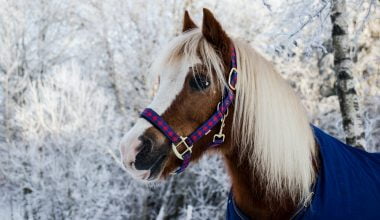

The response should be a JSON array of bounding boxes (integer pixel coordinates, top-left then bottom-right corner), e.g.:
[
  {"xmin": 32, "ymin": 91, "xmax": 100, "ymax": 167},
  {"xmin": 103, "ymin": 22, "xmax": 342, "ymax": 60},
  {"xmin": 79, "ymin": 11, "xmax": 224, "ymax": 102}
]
[{"xmin": 189, "ymin": 75, "xmax": 210, "ymax": 91}]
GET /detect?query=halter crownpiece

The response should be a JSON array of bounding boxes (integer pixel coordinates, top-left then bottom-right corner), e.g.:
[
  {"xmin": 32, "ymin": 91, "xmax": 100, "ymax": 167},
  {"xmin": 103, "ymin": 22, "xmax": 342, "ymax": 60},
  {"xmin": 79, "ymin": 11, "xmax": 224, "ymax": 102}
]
[{"xmin": 140, "ymin": 46, "xmax": 238, "ymax": 174}]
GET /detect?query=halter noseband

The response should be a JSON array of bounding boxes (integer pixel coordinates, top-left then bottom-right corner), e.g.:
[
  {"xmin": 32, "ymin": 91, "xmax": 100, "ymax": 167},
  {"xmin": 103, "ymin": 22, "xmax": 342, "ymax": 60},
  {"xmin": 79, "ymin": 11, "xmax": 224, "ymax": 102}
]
[{"xmin": 140, "ymin": 47, "xmax": 238, "ymax": 174}]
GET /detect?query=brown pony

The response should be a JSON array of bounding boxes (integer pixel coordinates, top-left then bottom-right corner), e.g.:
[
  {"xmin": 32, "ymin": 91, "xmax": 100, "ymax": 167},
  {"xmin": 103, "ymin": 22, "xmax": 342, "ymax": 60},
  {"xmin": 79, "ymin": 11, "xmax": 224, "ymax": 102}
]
[{"xmin": 120, "ymin": 9, "xmax": 318, "ymax": 219}]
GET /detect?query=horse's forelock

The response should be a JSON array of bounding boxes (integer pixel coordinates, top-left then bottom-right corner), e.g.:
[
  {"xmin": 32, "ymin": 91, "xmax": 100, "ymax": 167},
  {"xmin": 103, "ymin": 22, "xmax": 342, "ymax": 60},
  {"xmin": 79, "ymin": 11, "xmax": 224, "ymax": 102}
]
[{"xmin": 150, "ymin": 30, "xmax": 228, "ymax": 93}]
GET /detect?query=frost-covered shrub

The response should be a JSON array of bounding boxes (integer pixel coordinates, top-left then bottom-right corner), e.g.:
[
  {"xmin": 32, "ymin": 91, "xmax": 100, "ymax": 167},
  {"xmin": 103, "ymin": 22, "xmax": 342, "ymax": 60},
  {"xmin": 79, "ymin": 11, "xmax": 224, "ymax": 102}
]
[{"xmin": 0, "ymin": 66, "xmax": 146, "ymax": 219}]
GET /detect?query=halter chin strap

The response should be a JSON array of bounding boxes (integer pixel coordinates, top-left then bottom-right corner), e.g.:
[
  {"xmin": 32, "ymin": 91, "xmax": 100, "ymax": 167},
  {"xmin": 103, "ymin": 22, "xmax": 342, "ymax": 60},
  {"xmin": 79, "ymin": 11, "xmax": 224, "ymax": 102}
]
[{"xmin": 140, "ymin": 47, "xmax": 238, "ymax": 174}]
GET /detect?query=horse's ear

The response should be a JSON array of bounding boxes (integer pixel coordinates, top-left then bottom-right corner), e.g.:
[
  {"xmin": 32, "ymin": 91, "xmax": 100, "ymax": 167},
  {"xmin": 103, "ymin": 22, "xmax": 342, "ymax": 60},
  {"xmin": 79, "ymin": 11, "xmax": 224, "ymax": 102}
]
[
  {"xmin": 183, "ymin": 11, "xmax": 197, "ymax": 32},
  {"xmin": 202, "ymin": 8, "xmax": 230, "ymax": 63}
]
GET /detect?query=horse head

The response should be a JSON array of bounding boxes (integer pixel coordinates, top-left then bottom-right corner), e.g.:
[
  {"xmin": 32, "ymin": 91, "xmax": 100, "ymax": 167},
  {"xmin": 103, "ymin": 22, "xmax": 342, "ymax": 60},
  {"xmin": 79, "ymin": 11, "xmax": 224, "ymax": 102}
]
[{"xmin": 120, "ymin": 9, "xmax": 236, "ymax": 181}]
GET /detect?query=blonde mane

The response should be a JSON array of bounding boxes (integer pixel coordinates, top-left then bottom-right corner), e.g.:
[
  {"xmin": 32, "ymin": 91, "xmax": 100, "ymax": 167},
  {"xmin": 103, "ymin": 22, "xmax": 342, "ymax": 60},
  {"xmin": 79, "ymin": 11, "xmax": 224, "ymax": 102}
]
[
  {"xmin": 232, "ymin": 39, "xmax": 316, "ymax": 204},
  {"xmin": 152, "ymin": 30, "xmax": 316, "ymax": 205}
]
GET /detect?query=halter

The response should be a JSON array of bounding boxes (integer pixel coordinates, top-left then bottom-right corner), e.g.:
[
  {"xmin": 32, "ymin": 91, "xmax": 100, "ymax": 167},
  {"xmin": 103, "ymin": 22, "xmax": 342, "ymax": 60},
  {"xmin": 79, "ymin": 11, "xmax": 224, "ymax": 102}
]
[{"xmin": 140, "ymin": 47, "xmax": 238, "ymax": 174}]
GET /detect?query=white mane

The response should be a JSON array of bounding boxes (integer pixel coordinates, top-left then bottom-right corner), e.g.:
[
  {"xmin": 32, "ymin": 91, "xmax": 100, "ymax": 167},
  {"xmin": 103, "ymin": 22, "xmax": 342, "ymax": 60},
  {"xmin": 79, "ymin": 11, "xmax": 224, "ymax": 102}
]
[{"xmin": 153, "ymin": 30, "xmax": 316, "ymax": 205}]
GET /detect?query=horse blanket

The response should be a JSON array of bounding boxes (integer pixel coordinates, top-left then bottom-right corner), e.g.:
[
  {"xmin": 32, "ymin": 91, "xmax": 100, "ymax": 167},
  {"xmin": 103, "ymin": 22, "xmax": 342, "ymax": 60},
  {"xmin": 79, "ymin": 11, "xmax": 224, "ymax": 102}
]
[{"xmin": 227, "ymin": 126, "xmax": 380, "ymax": 220}]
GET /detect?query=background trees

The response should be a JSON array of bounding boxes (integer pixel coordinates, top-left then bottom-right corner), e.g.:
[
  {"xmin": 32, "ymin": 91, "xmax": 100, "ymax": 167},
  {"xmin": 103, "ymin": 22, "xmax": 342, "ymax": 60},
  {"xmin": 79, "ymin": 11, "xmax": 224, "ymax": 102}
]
[{"xmin": 0, "ymin": 0, "xmax": 379, "ymax": 219}]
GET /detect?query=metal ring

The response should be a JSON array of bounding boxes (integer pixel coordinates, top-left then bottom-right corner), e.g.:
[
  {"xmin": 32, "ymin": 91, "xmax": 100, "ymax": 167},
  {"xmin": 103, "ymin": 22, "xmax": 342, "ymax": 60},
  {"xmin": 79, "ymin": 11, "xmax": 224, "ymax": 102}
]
[
  {"xmin": 217, "ymin": 102, "xmax": 229, "ymax": 117},
  {"xmin": 228, "ymin": 68, "xmax": 237, "ymax": 91}
]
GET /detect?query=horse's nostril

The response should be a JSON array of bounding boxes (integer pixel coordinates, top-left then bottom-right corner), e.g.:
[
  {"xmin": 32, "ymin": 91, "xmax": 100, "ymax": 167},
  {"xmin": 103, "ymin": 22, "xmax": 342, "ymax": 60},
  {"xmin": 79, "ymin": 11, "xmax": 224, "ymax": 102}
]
[
  {"xmin": 135, "ymin": 136, "xmax": 154, "ymax": 170},
  {"xmin": 137, "ymin": 136, "xmax": 153, "ymax": 152},
  {"xmin": 139, "ymin": 139, "xmax": 153, "ymax": 155},
  {"xmin": 130, "ymin": 161, "xmax": 134, "ymax": 167}
]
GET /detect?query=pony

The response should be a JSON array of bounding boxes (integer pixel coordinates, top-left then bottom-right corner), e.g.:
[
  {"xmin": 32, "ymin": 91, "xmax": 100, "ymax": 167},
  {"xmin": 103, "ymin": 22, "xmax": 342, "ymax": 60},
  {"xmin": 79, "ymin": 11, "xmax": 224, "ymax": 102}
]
[{"xmin": 120, "ymin": 9, "xmax": 380, "ymax": 219}]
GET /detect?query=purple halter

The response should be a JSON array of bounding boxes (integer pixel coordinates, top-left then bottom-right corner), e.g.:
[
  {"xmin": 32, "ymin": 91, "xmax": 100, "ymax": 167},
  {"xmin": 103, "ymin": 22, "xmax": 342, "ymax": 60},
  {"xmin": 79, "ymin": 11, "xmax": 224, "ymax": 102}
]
[{"xmin": 140, "ymin": 47, "xmax": 238, "ymax": 174}]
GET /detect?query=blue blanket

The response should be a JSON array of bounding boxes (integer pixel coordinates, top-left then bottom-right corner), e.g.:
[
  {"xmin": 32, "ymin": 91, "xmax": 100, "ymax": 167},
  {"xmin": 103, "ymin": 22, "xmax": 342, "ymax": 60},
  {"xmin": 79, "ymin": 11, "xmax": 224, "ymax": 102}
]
[{"xmin": 226, "ymin": 126, "xmax": 380, "ymax": 220}]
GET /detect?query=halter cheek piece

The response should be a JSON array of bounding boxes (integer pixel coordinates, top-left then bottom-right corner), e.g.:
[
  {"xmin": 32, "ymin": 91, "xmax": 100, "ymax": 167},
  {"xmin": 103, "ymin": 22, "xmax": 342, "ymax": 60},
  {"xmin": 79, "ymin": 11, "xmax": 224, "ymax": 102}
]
[{"xmin": 140, "ymin": 47, "xmax": 238, "ymax": 174}]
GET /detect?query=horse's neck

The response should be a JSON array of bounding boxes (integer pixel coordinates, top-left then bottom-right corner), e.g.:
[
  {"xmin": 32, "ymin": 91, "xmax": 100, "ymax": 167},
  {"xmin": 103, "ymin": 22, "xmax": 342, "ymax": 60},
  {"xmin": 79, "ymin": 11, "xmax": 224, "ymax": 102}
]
[{"xmin": 222, "ymin": 144, "xmax": 297, "ymax": 219}]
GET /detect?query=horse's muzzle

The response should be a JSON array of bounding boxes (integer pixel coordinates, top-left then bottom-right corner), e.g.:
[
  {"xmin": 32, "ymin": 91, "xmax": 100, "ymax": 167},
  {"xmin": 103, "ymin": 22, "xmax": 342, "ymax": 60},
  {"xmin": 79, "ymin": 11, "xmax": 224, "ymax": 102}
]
[{"xmin": 120, "ymin": 130, "xmax": 168, "ymax": 181}]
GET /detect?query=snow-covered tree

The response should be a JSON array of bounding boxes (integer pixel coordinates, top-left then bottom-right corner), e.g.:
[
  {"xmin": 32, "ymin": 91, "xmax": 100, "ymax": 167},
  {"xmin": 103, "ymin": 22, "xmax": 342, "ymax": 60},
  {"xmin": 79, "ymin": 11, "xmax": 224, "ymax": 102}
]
[{"xmin": 331, "ymin": 0, "xmax": 365, "ymax": 148}]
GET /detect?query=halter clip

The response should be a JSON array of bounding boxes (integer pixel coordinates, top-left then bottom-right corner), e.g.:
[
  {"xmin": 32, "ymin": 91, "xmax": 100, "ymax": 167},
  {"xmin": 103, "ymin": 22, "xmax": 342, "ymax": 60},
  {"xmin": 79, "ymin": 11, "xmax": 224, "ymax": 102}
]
[
  {"xmin": 213, "ymin": 102, "xmax": 228, "ymax": 143},
  {"xmin": 171, "ymin": 136, "xmax": 193, "ymax": 160}
]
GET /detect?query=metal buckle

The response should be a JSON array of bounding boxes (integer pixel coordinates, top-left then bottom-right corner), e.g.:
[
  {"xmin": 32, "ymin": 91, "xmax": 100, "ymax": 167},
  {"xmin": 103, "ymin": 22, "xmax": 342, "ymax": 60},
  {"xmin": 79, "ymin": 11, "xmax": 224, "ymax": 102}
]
[
  {"xmin": 228, "ymin": 68, "xmax": 237, "ymax": 91},
  {"xmin": 171, "ymin": 136, "xmax": 193, "ymax": 160}
]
